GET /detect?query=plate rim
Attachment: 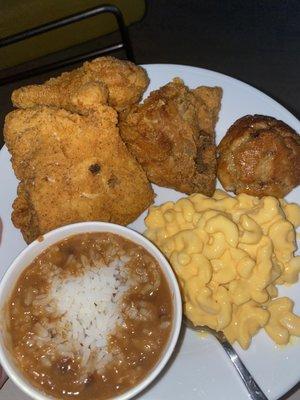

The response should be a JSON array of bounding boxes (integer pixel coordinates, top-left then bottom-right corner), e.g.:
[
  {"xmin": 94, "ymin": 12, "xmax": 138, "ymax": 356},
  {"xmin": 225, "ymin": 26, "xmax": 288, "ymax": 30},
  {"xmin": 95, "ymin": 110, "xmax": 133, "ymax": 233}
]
[
  {"xmin": 141, "ymin": 63, "xmax": 300, "ymax": 128},
  {"xmin": 1, "ymin": 62, "xmax": 299, "ymax": 155}
]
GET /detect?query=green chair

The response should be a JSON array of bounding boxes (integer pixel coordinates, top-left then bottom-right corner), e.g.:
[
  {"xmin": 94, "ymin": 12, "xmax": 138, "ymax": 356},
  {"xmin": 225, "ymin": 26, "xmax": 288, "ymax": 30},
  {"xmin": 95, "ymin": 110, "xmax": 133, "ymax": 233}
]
[{"xmin": 0, "ymin": 0, "xmax": 145, "ymax": 71}]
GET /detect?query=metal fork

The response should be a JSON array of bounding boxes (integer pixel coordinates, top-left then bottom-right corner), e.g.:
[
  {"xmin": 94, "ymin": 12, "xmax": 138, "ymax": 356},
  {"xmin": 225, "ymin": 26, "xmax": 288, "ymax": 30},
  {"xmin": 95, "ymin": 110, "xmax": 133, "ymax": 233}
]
[{"xmin": 184, "ymin": 317, "xmax": 268, "ymax": 400}]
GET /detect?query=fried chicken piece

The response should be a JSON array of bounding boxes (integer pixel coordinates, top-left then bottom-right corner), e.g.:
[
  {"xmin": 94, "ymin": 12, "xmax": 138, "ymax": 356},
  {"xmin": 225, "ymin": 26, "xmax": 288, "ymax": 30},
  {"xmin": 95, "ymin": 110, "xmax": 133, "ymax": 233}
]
[
  {"xmin": 119, "ymin": 78, "xmax": 222, "ymax": 195},
  {"xmin": 4, "ymin": 105, "xmax": 154, "ymax": 243},
  {"xmin": 11, "ymin": 56, "xmax": 149, "ymax": 113}
]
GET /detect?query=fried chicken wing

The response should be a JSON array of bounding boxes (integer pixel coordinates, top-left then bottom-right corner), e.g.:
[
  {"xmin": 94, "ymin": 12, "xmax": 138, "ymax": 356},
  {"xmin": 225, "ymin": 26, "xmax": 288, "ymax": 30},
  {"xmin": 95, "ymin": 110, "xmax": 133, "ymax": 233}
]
[
  {"xmin": 4, "ymin": 105, "xmax": 154, "ymax": 243},
  {"xmin": 119, "ymin": 78, "xmax": 222, "ymax": 195},
  {"xmin": 12, "ymin": 57, "xmax": 149, "ymax": 113}
]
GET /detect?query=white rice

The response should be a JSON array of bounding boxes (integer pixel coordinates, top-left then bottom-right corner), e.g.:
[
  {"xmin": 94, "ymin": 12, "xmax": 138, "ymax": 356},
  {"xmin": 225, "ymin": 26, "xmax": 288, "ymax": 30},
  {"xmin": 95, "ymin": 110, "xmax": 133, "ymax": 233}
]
[{"xmin": 32, "ymin": 252, "xmax": 133, "ymax": 378}]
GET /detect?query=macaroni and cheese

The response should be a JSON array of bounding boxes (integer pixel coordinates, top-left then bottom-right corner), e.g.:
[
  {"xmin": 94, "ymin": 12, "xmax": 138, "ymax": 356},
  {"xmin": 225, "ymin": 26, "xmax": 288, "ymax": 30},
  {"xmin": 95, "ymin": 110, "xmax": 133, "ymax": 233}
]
[{"xmin": 144, "ymin": 189, "xmax": 300, "ymax": 349}]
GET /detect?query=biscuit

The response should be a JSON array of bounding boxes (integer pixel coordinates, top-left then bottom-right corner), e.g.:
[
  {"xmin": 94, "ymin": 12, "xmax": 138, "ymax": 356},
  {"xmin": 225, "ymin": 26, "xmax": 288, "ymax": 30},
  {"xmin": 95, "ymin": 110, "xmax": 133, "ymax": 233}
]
[{"xmin": 217, "ymin": 114, "xmax": 300, "ymax": 197}]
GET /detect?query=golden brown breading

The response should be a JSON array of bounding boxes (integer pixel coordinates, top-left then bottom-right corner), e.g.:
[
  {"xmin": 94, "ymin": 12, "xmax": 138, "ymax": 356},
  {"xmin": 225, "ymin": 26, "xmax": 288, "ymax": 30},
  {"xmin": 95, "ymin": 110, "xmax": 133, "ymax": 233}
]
[
  {"xmin": 4, "ymin": 105, "xmax": 154, "ymax": 243},
  {"xmin": 11, "ymin": 57, "xmax": 149, "ymax": 113},
  {"xmin": 217, "ymin": 114, "xmax": 300, "ymax": 197},
  {"xmin": 119, "ymin": 78, "xmax": 222, "ymax": 195}
]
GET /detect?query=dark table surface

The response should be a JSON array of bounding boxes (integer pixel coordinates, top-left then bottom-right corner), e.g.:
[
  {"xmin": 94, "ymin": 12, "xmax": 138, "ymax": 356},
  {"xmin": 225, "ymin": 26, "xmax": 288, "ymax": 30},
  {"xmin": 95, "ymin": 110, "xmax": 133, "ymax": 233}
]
[{"xmin": 133, "ymin": 0, "xmax": 300, "ymax": 120}]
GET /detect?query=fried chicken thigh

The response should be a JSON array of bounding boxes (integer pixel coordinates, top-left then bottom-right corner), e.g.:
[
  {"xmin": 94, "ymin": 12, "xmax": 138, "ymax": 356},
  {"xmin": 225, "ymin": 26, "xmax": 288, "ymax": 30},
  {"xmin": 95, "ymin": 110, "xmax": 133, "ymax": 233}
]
[
  {"xmin": 12, "ymin": 57, "xmax": 149, "ymax": 113},
  {"xmin": 4, "ymin": 105, "xmax": 154, "ymax": 243},
  {"xmin": 119, "ymin": 78, "xmax": 222, "ymax": 195}
]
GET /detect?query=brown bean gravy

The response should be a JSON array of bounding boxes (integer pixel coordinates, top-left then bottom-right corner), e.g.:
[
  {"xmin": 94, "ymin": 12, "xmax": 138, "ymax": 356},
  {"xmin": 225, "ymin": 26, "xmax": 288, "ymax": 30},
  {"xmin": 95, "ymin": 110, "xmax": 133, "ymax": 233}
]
[{"xmin": 8, "ymin": 232, "xmax": 173, "ymax": 399}]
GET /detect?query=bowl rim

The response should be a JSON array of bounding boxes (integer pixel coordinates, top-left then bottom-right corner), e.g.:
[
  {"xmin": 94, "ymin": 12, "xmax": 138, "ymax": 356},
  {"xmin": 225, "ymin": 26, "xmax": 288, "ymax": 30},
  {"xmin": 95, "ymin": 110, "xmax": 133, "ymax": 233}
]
[{"xmin": 0, "ymin": 221, "xmax": 182, "ymax": 400}]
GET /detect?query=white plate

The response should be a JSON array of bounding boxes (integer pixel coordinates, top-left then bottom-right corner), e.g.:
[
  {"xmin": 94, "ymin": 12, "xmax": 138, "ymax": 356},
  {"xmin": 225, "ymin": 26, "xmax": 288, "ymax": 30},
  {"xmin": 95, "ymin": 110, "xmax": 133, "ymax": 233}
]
[{"xmin": 0, "ymin": 64, "xmax": 299, "ymax": 400}]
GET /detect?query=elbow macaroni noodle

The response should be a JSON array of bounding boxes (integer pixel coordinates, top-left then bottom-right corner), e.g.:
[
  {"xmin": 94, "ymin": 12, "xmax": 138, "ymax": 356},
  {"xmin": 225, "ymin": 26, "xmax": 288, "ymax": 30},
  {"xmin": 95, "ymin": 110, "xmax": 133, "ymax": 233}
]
[{"xmin": 144, "ymin": 190, "xmax": 300, "ymax": 349}]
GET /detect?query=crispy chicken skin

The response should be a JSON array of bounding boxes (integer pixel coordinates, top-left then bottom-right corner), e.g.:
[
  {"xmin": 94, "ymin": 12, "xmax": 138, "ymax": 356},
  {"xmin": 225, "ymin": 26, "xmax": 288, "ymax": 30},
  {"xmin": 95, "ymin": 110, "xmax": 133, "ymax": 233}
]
[
  {"xmin": 4, "ymin": 105, "xmax": 154, "ymax": 243},
  {"xmin": 11, "ymin": 57, "xmax": 149, "ymax": 113},
  {"xmin": 217, "ymin": 114, "xmax": 300, "ymax": 197},
  {"xmin": 119, "ymin": 78, "xmax": 222, "ymax": 195}
]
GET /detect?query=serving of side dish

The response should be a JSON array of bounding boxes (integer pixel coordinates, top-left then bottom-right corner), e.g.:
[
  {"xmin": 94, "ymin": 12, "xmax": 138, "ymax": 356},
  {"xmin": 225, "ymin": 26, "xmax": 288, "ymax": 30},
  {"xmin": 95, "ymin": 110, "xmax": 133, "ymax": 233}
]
[
  {"xmin": 0, "ymin": 222, "xmax": 182, "ymax": 400},
  {"xmin": 0, "ymin": 64, "xmax": 299, "ymax": 400}
]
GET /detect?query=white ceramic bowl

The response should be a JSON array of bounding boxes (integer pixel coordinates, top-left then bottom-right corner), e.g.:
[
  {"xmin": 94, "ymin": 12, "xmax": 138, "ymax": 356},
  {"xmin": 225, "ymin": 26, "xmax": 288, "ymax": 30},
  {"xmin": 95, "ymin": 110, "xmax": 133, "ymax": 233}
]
[{"xmin": 0, "ymin": 222, "xmax": 182, "ymax": 400}]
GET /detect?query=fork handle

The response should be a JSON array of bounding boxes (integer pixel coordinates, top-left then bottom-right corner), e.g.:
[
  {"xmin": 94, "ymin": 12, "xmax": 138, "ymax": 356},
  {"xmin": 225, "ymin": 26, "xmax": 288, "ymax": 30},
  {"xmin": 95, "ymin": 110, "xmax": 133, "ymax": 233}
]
[{"xmin": 217, "ymin": 337, "xmax": 268, "ymax": 400}]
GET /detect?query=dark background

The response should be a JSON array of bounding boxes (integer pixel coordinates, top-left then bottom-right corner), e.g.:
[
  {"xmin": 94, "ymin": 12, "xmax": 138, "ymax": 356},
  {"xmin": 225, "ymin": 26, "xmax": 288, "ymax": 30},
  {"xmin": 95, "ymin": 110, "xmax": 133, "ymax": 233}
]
[
  {"xmin": 0, "ymin": 1, "xmax": 299, "ymax": 398},
  {"xmin": 134, "ymin": 0, "xmax": 300, "ymax": 122}
]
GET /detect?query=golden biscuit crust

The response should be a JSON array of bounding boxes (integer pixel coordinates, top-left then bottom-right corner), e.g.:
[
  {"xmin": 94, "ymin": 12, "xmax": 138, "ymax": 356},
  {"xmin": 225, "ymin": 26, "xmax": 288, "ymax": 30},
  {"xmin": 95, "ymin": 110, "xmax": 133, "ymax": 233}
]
[{"xmin": 217, "ymin": 114, "xmax": 300, "ymax": 197}]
